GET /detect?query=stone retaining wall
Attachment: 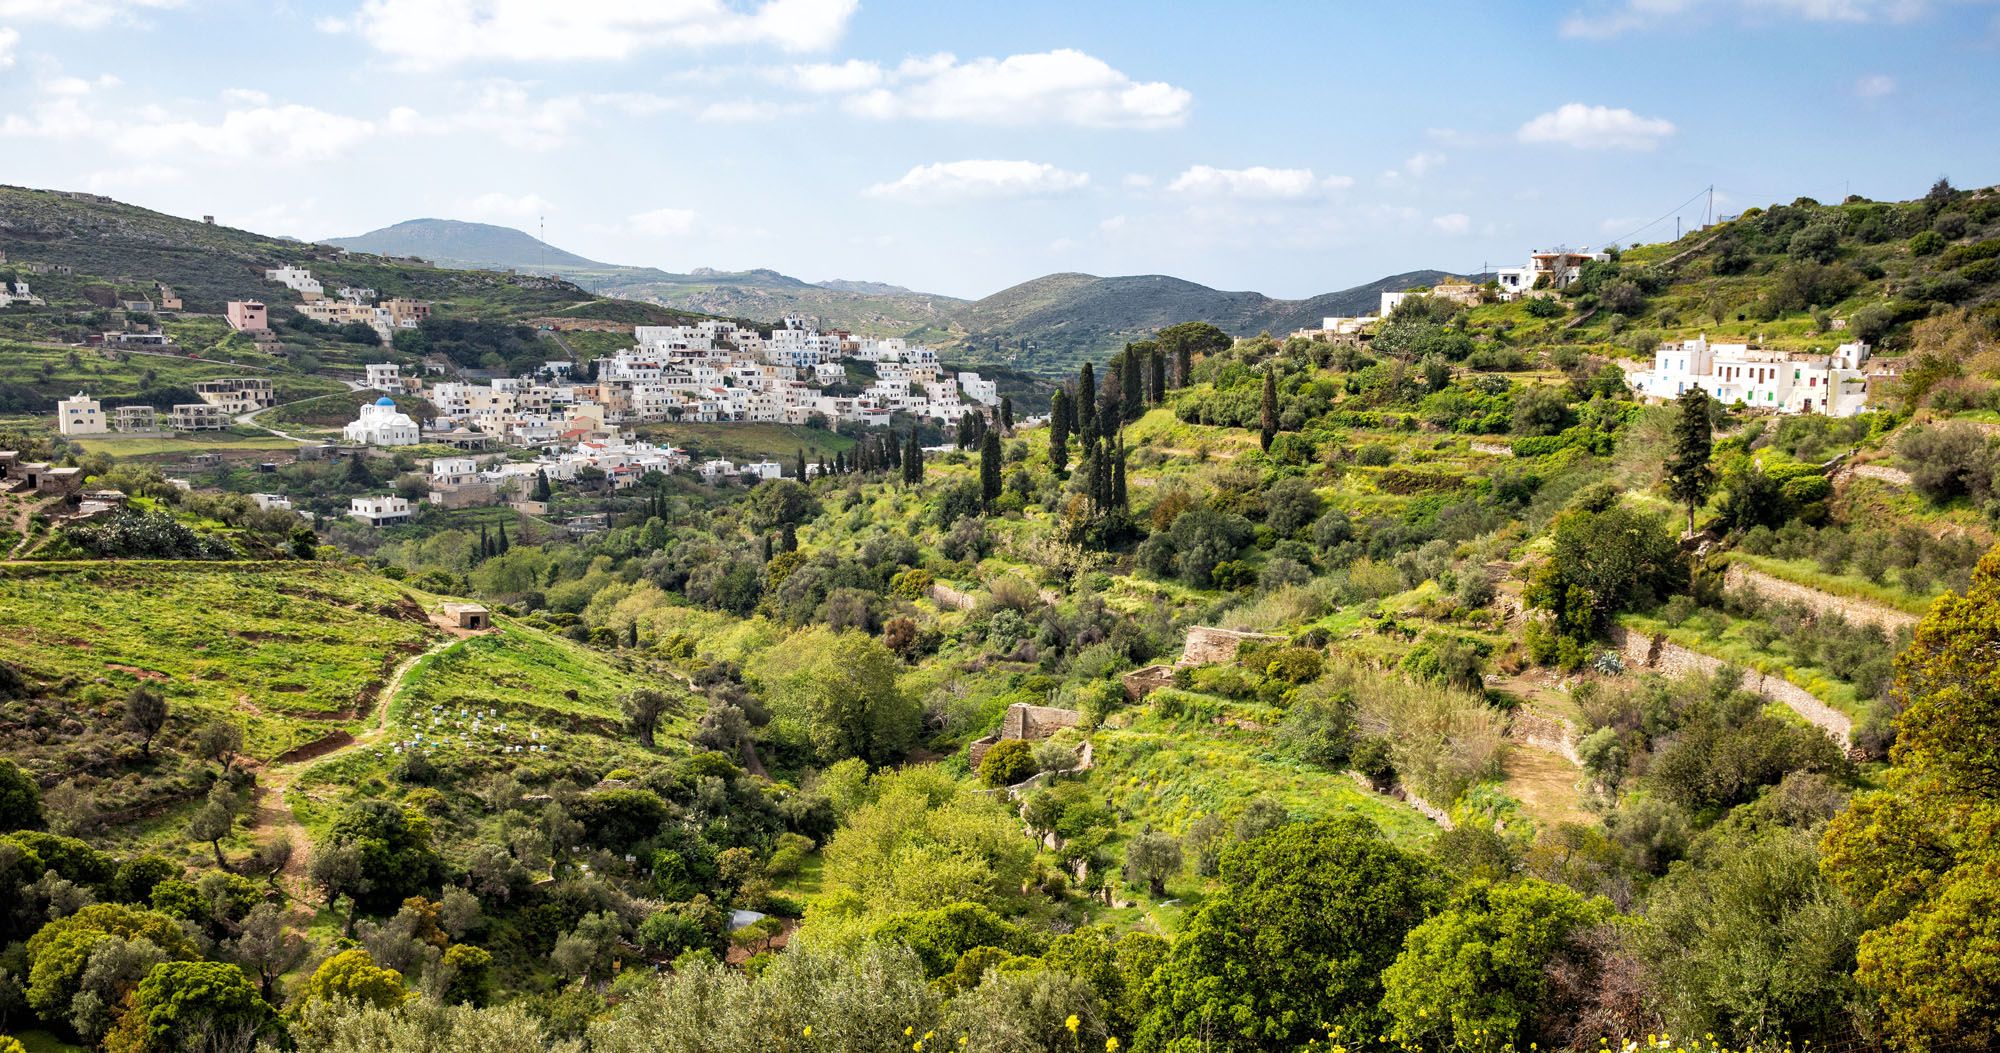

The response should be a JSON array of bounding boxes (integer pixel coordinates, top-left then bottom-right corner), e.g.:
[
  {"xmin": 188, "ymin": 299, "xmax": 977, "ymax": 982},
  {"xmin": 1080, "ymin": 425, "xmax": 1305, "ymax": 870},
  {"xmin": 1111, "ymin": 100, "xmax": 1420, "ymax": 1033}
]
[
  {"xmin": 1724, "ymin": 563, "xmax": 1918, "ymax": 633},
  {"xmin": 1508, "ymin": 709, "xmax": 1582, "ymax": 767},
  {"xmin": 1611, "ymin": 626, "xmax": 1852, "ymax": 747}
]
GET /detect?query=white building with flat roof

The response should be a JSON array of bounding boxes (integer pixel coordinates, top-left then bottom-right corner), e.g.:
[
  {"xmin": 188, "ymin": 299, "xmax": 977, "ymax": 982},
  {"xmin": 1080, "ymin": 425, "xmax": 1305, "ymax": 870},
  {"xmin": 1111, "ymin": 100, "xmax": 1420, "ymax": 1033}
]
[
  {"xmin": 57, "ymin": 392, "xmax": 106, "ymax": 435},
  {"xmin": 349, "ymin": 494, "xmax": 411, "ymax": 526},
  {"xmin": 265, "ymin": 266, "xmax": 323, "ymax": 297},
  {"xmin": 1624, "ymin": 335, "xmax": 1875, "ymax": 416}
]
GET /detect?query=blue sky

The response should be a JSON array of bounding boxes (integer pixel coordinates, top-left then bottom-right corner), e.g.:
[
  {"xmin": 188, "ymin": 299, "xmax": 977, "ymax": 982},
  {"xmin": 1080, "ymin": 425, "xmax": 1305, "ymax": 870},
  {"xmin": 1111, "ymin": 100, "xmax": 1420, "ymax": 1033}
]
[{"xmin": 2, "ymin": 0, "xmax": 1998, "ymax": 299}]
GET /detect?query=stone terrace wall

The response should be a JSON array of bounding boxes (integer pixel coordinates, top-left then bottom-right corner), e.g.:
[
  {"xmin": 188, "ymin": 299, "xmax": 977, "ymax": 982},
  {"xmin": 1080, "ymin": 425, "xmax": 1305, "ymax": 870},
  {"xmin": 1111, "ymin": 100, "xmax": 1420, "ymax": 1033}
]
[
  {"xmin": 1509, "ymin": 709, "xmax": 1581, "ymax": 766},
  {"xmin": 1724, "ymin": 563, "xmax": 1919, "ymax": 633},
  {"xmin": 1611, "ymin": 626, "xmax": 1852, "ymax": 748}
]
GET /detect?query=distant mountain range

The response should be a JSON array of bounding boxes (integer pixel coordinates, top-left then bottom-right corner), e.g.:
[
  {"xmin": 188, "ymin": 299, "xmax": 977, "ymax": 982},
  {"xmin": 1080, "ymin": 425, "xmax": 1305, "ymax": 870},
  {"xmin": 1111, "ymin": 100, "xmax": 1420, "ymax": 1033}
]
[{"xmin": 324, "ymin": 217, "xmax": 1466, "ymax": 372}]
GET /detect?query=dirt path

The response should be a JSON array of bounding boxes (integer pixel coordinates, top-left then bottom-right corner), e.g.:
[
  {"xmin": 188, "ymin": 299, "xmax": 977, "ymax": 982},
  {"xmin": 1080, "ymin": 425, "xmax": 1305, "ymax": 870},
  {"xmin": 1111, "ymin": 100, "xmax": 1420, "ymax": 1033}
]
[
  {"xmin": 236, "ymin": 381, "xmax": 367, "ymax": 446},
  {"xmin": 3, "ymin": 495, "xmax": 56, "ymax": 559},
  {"xmin": 251, "ymin": 626, "xmax": 470, "ymax": 894}
]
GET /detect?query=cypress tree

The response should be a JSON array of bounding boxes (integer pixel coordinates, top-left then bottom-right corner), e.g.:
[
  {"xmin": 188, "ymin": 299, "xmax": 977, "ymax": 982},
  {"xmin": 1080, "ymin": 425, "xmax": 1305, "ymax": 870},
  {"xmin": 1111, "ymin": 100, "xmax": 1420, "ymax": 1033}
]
[
  {"xmin": 903, "ymin": 430, "xmax": 924, "ymax": 486},
  {"xmin": 781, "ymin": 522, "xmax": 798, "ymax": 552},
  {"xmin": 1175, "ymin": 344, "xmax": 1192, "ymax": 388},
  {"xmin": 1000, "ymin": 396, "xmax": 1013, "ymax": 431},
  {"xmin": 762, "ymin": 533, "xmax": 773, "ymax": 562},
  {"xmin": 496, "ymin": 522, "xmax": 509, "ymax": 553},
  {"xmin": 479, "ymin": 525, "xmax": 491, "ymax": 559},
  {"xmin": 1666, "ymin": 387, "xmax": 1716, "ymax": 535},
  {"xmin": 1078, "ymin": 363, "xmax": 1097, "ymax": 443},
  {"xmin": 979, "ymin": 430, "xmax": 1003, "ymax": 512},
  {"xmin": 796, "ymin": 448, "xmax": 807, "ymax": 481},
  {"xmin": 1260, "ymin": 366, "xmax": 1278, "ymax": 452},
  {"xmin": 1113, "ymin": 434, "xmax": 1129, "ymax": 512},
  {"xmin": 1149, "ymin": 348, "xmax": 1167, "ymax": 404},
  {"xmin": 1048, "ymin": 389, "xmax": 1071, "ymax": 476},
  {"xmin": 1121, "ymin": 345, "xmax": 1142, "ymax": 414}
]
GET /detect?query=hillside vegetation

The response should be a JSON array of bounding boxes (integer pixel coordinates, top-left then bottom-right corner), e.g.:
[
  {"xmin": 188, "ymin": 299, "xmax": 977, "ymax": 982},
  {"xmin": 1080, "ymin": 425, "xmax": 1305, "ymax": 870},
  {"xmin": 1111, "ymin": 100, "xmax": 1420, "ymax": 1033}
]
[{"xmin": 2, "ymin": 181, "xmax": 2000, "ymax": 1053}]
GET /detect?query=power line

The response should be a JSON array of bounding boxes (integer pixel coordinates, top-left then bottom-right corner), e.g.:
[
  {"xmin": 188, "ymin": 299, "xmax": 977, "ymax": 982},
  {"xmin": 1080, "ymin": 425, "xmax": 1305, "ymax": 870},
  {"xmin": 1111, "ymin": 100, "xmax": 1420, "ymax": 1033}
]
[{"xmin": 1604, "ymin": 185, "xmax": 1716, "ymax": 248}]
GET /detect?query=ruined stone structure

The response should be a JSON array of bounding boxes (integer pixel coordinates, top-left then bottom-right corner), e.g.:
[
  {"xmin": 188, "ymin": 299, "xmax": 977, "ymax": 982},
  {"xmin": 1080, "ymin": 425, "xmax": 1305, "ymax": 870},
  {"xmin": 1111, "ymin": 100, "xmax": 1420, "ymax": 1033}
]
[
  {"xmin": 1121, "ymin": 664, "xmax": 1176, "ymax": 700},
  {"xmin": 967, "ymin": 702, "xmax": 1083, "ymax": 767},
  {"xmin": 1176, "ymin": 626, "xmax": 1283, "ymax": 667}
]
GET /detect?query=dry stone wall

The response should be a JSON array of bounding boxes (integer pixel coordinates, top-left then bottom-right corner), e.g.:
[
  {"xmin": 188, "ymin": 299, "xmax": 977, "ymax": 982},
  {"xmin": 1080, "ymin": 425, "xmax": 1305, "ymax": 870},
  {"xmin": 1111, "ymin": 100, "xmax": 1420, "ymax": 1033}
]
[
  {"xmin": 1611, "ymin": 625, "xmax": 1852, "ymax": 747},
  {"xmin": 1724, "ymin": 563, "xmax": 1919, "ymax": 633}
]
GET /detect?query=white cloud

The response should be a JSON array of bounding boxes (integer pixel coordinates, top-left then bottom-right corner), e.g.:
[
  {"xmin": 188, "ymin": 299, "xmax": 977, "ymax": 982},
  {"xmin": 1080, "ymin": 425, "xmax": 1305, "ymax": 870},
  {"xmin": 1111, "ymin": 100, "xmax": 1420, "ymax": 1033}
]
[
  {"xmin": 1854, "ymin": 72, "xmax": 1897, "ymax": 97},
  {"xmin": 1166, "ymin": 165, "xmax": 1352, "ymax": 200},
  {"xmin": 0, "ymin": 27, "xmax": 16, "ymax": 68},
  {"xmin": 866, "ymin": 159, "xmax": 1091, "ymax": 201},
  {"xmin": 1404, "ymin": 151, "xmax": 1446, "ymax": 177},
  {"xmin": 121, "ymin": 104, "xmax": 379, "ymax": 162},
  {"xmin": 697, "ymin": 99, "xmax": 799, "ymax": 122},
  {"xmin": 1561, "ymin": 0, "xmax": 1934, "ymax": 37},
  {"xmin": 220, "ymin": 87, "xmax": 271, "ymax": 106},
  {"xmin": 1432, "ymin": 213, "xmax": 1472, "ymax": 235},
  {"xmin": 1517, "ymin": 103, "xmax": 1676, "ymax": 150},
  {"xmin": 1098, "ymin": 214, "xmax": 1128, "ymax": 233},
  {"xmin": 784, "ymin": 58, "xmax": 882, "ymax": 93},
  {"xmin": 339, "ymin": 0, "xmax": 857, "ymax": 70},
  {"xmin": 457, "ymin": 191, "xmax": 552, "ymax": 224},
  {"xmin": 1122, "ymin": 173, "xmax": 1154, "ymax": 190},
  {"xmin": 842, "ymin": 49, "xmax": 1190, "ymax": 128},
  {"xmin": 629, "ymin": 207, "xmax": 697, "ymax": 237},
  {"xmin": 0, "ymin": 0, "xmax": 181, "ymax": 29}
]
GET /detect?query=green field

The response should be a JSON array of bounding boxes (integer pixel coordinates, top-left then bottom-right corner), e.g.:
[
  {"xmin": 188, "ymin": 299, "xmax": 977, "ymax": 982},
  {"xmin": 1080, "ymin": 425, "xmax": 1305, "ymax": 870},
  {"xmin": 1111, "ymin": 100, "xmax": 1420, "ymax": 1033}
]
[
  {"xmin": 631, "ymin": 421, "xmax": 858, "ymax": 462},
  {"xmin": 0, "ymin": 561, "xmax": 441, "ymax": 759}
]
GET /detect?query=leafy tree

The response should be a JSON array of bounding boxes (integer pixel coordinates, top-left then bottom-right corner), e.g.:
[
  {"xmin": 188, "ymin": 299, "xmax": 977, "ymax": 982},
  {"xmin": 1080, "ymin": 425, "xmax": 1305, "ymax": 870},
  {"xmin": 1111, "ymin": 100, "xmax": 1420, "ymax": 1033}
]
[
  {"xmin": 294, "ymin": 949, "xmax": 408, "ymax": 1014},
  {"xmin": 872, "ymin": 901, "xmax": 1022, "ymax": 978},
  {"xmin": 227, "ymin": 902, "xmax": 305, "ymax": 1003},
  {"xmin": 123, "ymin": 686, "xmax": 167, "ymax": 757},
  {"xmin": 25, "ymin": 903, "xmax": 199, "ymax": 1028},
  {"xmin": 620, "ymin": 688, "xmax": 678, "ymax": 749},
  {"xmin": 1510, "ymin": 384, "xmax": 1572, "ymax": 437},
  {"xmin": 1526, "ymin": 503, "xmax": 1685, "ymax": 637},
  {"xmin": 0, "ymin": 759, "xmax": 41, "ymax": 831},
  {"xmin": 1664, "ymin": 387, "xmax": 1715, "ymax": 535},
  {"xmin": 186, "ymin": 780, "xmax": 236, "ymax": 870},
  {"xmin": 819, "ymin": 767, "xmax": 1034, "ymax": 921},
  {"xmin": 1157, "ymin": 321, "xmax": 1230, "ymax": 387},
  {"xmin": 744, "ymin": 480, "xmax": 820, "ymax": 530},
  {"xmin": 1641, "ymin": 831, "xmax": 1862, "ymax": 1046},
  {"xmin": 1137, "ymin": 816, "xmax": 1446, "ymax": 1051},
  {"xmin": 1123, "ymin": 832, "xmax": 1183, "ymax": 897},
  {"xmin": 310, "ymin": 841, "xmax": 368, "ymax": 935},
  {"xmin": 102, "ymin": 960, "xmax": 273, "ymax": 1053},
  {"xmin": 323, "ymin": 801, "xmax": 443, "ymax": 916},
  {"xmin": 748, "ymin": 628, "xmax": 917, "ymax": 765},
  {"xmin": 978, "ymin": 739, "xmax": 1037, "ymax": 787}
]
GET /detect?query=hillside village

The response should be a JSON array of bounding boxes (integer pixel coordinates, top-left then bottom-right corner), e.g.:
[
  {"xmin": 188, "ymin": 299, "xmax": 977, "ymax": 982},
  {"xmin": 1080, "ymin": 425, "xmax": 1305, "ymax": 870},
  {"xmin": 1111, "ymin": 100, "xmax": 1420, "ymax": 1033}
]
[{"xmin": 2, "ymin": 173, "xmax": 2000, "ymax": 1053}]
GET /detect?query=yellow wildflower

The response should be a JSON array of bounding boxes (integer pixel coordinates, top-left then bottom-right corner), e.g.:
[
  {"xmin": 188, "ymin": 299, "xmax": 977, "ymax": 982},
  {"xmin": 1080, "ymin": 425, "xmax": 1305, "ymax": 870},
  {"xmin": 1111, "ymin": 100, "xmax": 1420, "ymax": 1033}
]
[
  {"xmin": 1107, "ymin": 1040, "xmax": 1120, "ymax": 1053},
  {"xmin": 802, "ymin": 1027, "xmax": 812, "ymax": 1039},
  {"xmin": 1066, "ymin": 1015, "xmax": 1080, "ymax": 1034}
]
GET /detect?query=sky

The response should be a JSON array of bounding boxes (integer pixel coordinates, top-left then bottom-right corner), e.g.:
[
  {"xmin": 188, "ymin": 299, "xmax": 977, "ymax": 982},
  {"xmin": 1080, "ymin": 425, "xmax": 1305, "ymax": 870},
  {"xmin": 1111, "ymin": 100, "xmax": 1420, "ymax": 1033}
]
[{"xmin": 2, "ymin": 0, "xmax": 1999, "ymax": 300}]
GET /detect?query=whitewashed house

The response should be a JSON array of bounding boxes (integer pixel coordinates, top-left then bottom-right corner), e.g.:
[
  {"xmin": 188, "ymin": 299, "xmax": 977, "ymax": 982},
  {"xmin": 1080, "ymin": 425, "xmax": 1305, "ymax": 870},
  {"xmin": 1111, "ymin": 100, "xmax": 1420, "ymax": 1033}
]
[
  {"xmin": 1624, "ymin": 336, "xmax": 1875, "ymax": 416},
  {"xmin": 349, "ymin": 494, "xmax": 411, "ymax": 526}
]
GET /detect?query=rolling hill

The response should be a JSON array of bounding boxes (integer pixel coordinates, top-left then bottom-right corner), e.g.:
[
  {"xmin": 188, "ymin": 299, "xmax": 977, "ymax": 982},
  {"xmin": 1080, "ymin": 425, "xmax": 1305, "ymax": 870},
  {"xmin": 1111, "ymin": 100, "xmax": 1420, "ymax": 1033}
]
[
  {"xmin": 320, "ymin": 215, "xmax": 1468, "ymax": 373},
  {"xmin": 325, "ymin": 217, "xmax": 604, "ymax": 269}
]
